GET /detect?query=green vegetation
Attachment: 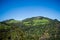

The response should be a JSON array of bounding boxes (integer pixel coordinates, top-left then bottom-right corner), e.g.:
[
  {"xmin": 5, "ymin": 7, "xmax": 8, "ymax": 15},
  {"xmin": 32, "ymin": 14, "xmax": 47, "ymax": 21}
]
[{"xmin": 0, "ymin": 16, "xmax": 60, "ymax": 40}]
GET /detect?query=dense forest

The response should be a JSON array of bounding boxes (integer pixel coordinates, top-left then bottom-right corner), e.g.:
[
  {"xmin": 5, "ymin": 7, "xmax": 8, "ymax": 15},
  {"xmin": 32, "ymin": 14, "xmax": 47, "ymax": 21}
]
[{"xmin": 0, "ymin": 16, "xmax": 60, "ymax": 40}]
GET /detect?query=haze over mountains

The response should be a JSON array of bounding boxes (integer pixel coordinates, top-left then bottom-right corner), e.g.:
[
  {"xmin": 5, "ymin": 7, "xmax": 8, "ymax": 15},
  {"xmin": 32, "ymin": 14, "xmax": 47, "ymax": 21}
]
[{"xmin": 0, "ymin": 16, "xmax": 60, "ymax": 40}]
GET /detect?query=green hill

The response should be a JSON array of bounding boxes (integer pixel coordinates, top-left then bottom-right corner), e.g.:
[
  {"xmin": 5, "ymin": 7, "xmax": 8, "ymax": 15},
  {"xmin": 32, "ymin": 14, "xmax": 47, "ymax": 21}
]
[{"xmin": 0, "ymin": 16, "xmax": 60, "ymax": 40}]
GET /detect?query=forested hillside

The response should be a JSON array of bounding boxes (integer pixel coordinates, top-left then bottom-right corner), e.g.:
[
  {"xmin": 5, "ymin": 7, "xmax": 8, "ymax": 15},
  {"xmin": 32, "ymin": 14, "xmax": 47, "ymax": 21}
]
[{"xmin": 0, "ymin": 16, "xmax": 60, "ymax": 40}]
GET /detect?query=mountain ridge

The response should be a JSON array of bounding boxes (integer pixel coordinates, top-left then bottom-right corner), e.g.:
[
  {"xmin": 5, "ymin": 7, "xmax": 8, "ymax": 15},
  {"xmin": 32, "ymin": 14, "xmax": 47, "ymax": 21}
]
[{"xmin": 0, "ymin": 16, "xmax": 59, "ymax": 22}]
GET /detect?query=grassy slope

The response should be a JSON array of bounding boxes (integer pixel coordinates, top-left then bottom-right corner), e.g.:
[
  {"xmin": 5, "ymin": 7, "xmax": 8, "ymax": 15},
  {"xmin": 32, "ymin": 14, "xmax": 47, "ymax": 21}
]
[{"xmin": 0, "ymin": 16, "xmax": 60, "ymax": 40}]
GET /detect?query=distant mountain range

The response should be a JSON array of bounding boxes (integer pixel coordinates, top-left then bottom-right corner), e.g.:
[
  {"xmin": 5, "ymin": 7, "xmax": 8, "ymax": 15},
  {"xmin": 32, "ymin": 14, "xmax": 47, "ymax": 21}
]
[{"xmin": 0, "ymin": 16, "xmax": 60, "ymax": 40}]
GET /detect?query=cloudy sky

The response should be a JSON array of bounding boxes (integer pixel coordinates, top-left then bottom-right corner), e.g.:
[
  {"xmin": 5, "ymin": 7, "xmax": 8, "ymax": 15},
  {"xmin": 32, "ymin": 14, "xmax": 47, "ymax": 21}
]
[{"xmin": 0, "ymin": 0, "xmax": 60, "ymax": 21}]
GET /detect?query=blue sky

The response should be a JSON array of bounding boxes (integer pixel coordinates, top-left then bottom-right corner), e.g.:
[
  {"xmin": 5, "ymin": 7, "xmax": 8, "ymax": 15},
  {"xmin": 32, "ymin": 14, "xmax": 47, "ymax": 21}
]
[{"xmin": 0, "ymin": 0, "xmax": 60, "ymax": 21}]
